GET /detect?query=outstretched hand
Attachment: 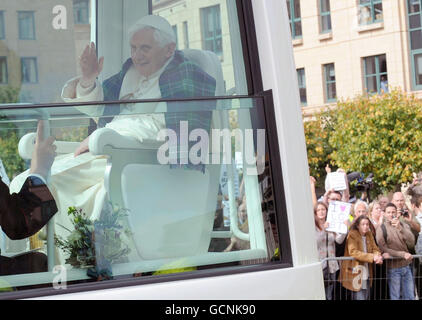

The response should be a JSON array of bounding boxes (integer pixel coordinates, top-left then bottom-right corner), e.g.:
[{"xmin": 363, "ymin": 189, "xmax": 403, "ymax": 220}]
[
  {"xmin": 80, "ymin": 42, "xmax": 104, "ymax": 88},
  {"xmin": 74, "ymin": 136, "xmax": 90, "ymax": 157},
  {"xmin": 29, "ymin": 120, "xmax": 56, "ymax": 179}
]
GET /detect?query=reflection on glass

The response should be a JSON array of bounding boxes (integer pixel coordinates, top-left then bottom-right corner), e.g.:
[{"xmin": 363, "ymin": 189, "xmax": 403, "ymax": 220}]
[
  {"xmin": 0, "ymin": 95, "xmax": 280, "ymax": 291},
  {"xmin": 18, "ymin": 11, "xmax": 35, "ymax": 40},
  {"xmin": 0, "ymin": 0, "xmax": 92, "ymax": 104}
]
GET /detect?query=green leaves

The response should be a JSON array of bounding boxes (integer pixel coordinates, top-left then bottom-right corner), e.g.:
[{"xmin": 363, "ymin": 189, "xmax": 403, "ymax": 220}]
[{"xmin": 304, "ymin": 89, "xmax": 422, "ymax": 194}]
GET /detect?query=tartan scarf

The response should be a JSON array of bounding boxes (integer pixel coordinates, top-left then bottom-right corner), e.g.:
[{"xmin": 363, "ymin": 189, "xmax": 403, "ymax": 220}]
[{"xmin": 98, "ymin": 50, "xmax": 217, "ymax": 172}]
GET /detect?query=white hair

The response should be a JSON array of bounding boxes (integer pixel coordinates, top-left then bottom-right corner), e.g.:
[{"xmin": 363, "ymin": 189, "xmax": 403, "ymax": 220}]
[
  {"xmin": 354, "ymin": 200, "xmax": 369, "ymax": 211},
  {"xmin": 128, "ymin": 24, "xmax": 176, "ymax": 48}
]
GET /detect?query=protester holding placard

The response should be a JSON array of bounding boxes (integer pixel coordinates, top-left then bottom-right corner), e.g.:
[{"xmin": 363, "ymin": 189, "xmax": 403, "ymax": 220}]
[
  {"xmin": 340, "ymin": 215, "xmax": 383, "ymax": 300},
  {"xmin": 314, "ymin": 202, "xmax": 347, "ymax": 300}
]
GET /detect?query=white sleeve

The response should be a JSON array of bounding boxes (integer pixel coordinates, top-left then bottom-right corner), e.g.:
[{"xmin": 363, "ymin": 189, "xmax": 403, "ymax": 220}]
[{"xmin": 61, "ymin": 77, "xmax": 105, "ymax": 117}]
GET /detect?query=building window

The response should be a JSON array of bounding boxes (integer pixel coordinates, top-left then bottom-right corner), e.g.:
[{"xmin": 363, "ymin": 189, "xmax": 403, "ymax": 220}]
[
  {"xmin": 201, "ymin": 5, "xmax": 223, "ymax": 56},
  {"xmin": 21, "ymin": 58, "xmax": 38, "ymax": 83},
  {"xmin": 73, "ymin": 0, "xmax": 90, "ymax": 25},
  {"xmin": 319, "ymin": 0, "xmax": 332, "ymax": 33},
  {"xmin": 323, "ymin": 63, "xmax": 336, "ymax": 102},
  {"xmin": 172, "ymin": 25, "xmax": 179, "ymax": 50},
  {"xmin": 358, "ymin": 0, "xmax": 383, "ymax": 25},
  {"xmin": 0, "ymin": 57, "xmax": 7, "ymax": 84},
  {"xmin": 183, "ymin": 21, "xmax": 189, "ymax": 49},
  {"xmin": 0, "ymin": 11, "xmax": 5, "ymax": 39},
  {"xmin": 18, "ymin": 11, "xmax": 35, "ymax": 40},
  {"xmin": 407, "ymin": 0, "xmax": 422, "ymax": 89},
  {"xmin": 287, "ymin": 0, "xmax": 302, "ymax": 39},
  {"xmin": 297, "ymin": 68, "xmax": 307, "ymax": 105},
  {"xmin": 363, "ymin": 54, "xmax": 388, "ymax": 94}
]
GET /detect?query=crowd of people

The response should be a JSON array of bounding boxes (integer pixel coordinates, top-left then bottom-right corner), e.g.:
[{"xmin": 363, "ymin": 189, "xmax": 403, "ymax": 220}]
[{"xmin": 310, "ymin": 168, "xmax": 422, "ymax": 300}]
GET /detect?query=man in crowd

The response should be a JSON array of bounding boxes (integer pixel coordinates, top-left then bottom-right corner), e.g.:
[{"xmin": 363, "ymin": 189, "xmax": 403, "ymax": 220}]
[
  {"xmin": 376, "ymin": 203, "xmax": 415, "ymax": 300},
  {"xmin": 392, "ymin": 191, "xmax": 420, "ymax": 238}
]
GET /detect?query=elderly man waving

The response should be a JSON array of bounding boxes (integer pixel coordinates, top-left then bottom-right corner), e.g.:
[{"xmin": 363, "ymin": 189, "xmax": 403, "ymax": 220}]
[{"xmin": 62, "ymin": 15, "xmax": 216, "ymax": 163}]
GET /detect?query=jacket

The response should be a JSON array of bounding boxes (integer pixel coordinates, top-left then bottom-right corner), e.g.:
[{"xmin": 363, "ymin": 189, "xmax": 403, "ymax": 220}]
[
  {"xmin": 375, "ymin": 220, "xmax": 415, "ymax": 269},
  {"xmin": 340, "ymin": 229, "xmax": 381, "ymax": 292}
]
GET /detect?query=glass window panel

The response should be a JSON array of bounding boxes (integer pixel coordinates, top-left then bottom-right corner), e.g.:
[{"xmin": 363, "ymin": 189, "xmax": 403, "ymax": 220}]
[
  {"xmin": 321, "ymin": 15, "xmax": 332, "ymax": 32},
  {"xmin": 0, "ymin": 1, "xmax": 282, "ymax": 296},
  {"xmin": 73, "ymin": 0, "xmax": 90, "ymax": 24},
  {"xmin": 411, "ymin": 30, "xmax": 422, "ymax": 50},
  {"xmin": 366, "ymin": 75, "xmax": 378, "ymax": 93},
  {"xmin": 321, "ymin": 0, "xmax": 330, "ymax": 13},
  {"xmin": 409, "ymin": 14, "xmax": 421, "ymax": 29},
  {"xmin": 201, "ymin": 5, "xmax": 223, "ymax": 55},
  {"xmin": 415, "ymin": 53, "xmax": 422, "ymax": 86},
  {"xmin": 0, "ymin": 1, "xmax": 93, "ymax": 104},
  {"xmin": 0, "ymin": 57, "xmax": 7, "ymax": 84},
  {"xmin": 18, "ymin": 11, "xmax": 35, "ymax": 40},
  {"xmin": 365, "ymin": 56, "xmax": 377, "ymax": 75},
  {"xmin": 293, "ymin": 0, "xmax": 301, "ymax": 19},
  {"xmin": 0, "ymin": 11, "xmax": 4, "ymax": 39},
  {"xmin": 21, "ymin": 58, "xmax": 38, "ymax": 84},
  {"xmin": 379, "ymin": 54, "xmax": 387, "ymax": 73},
  {"xmin": 294, "ymin": 21, "xmax": 302, "ymax": 37},
  {"xmin": 0, "ymin": 95, "xmax": 281, "ymax": 292},
  {"xmin": 408, "ymin": 0, "xmax": 421, "ymax": 13},
  {"xmin": 327, "ymin": 83, "xmax": 336, "ymax": 100},
  {"xmin": 287, "ymin": 0, "xmax": 292, "ymax": 20},
  {"xmin": 183, "ymin": 21, "xmax": 189, "ymax": 49},
  {"xmin": 374, "ymin": 3, "xmax": 383, "ymax": 21}
]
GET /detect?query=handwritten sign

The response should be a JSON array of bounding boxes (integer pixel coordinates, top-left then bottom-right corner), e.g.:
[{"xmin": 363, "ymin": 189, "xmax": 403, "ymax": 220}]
[
  {"xmin": 326, "ymin": 201, "xmax": 351, "ymax": 234},
  {"xmin": 327, "ymin": 172, "xmax": 347, "ymax": 191}
]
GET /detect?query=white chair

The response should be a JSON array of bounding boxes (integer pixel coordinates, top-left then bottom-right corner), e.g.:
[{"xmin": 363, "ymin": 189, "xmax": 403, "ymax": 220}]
[{"xmin": 17, "ymin": 49, "xmax": 268, "ymax": 273}]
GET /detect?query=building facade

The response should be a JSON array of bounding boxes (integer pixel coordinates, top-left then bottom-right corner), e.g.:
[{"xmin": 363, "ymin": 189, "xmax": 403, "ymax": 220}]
[
  {"xmin": 289, "ymin": 0, "xmax": 422, "ymax": 118},
  {"xmin": 0, "ymin": 0, "xmax": 90, "ymax": 104}
]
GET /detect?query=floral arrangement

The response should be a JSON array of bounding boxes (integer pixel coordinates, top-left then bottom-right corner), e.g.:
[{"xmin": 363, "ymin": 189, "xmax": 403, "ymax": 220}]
[{"xmin": 54, "ymin": 203, "xmax": 132, "ymax": 278}]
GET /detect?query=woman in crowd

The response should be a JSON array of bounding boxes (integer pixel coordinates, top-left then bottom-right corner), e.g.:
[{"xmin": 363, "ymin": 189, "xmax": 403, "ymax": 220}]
[
  {"xmin": 314, "ymin": 201, "xmax": 347, "ymax": 300},
  {"xmin": 340, "ymin": 215, "xmax": 383, "ymax": 300},
  {"xmin": 369, "ymin": 200, "xmax": 384, "ymax": 228}
]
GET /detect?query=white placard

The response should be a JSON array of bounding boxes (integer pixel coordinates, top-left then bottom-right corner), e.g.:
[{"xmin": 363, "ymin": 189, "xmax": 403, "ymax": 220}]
[
  {"xmin": 326, "ymin": 201, "xmax": 351, "ymax": 234},
  {"xmin": 327, "ymin": 172, "xmax": 347, "ymax": 191}
]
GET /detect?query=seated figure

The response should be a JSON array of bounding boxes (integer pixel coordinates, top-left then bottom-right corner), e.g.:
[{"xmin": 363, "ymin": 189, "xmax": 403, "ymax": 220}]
[{"xmin": 10, "ymin": 15, "xmax": 217, "ymax": 264}]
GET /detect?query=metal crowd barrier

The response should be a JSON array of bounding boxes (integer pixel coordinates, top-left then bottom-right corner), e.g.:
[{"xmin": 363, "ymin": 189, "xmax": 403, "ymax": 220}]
[{"xmin": 321, "ymin": 255, "xmax": 422, "ymax": 300}]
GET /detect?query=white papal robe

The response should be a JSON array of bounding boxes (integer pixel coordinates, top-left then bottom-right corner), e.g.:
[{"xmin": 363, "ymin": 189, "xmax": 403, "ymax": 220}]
[{"xmin": 9, "ymin": 61, "xmax": 172, "ymax": 265}]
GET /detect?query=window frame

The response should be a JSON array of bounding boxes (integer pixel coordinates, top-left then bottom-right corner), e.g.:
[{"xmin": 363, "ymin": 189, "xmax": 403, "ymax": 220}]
[
  {"xmin": 406, "ymin": 0, "xmax": 422, "ymax": 90},
  {"xmin": 18, "ymin": 11, "xmax": 36, "ymax": 40},
  {"xmin": 323, "ymin": 63, "xmax": 336, "ymax": 102},
  {"xmin": 319, "ymin": 0, "xmax": 332, "ymax": 34},
  {"xmin": 363, "ymin": 54, "xmax": 387, "ymax": 94},
  {"xmin": 287, "ymin": 0, "xmax": 302, "ymax": 39},
  {"xmin": 358, "ymin": 0, "xmax": 383, "ymax": 25}
]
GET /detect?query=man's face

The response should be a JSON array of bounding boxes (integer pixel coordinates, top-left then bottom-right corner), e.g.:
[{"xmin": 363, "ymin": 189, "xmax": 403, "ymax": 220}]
[
  {"xmin": 379, "ymin": 196, "xmax": 389, "ymax": 210},
  {"xmin": 392, "ymin": 192, "xmax": 405, "ymax": 210},
  {"xmin": 384, "ymin": 206, "xmax": 397, "ymax": 222},
  {"xmin": 130, "ymin": 29, "xmax": 175, "ymax": 77},
  {"xmin": 328, "ymin": 193, "xmax": 341, "ymax": 204}
]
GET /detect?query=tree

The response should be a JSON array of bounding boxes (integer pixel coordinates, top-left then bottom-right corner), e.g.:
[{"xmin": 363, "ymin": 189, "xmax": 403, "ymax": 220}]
[
  {"xmin": 303, "ymin": 107, "xmax": 337, "ymax": 185},
  {"xmin": 327, "ymin": 89, "xmax": 422, "ymax": 195},
  {"xmin": 0, "ymin": 86, "xmax": 26, "ymax": 179}
]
